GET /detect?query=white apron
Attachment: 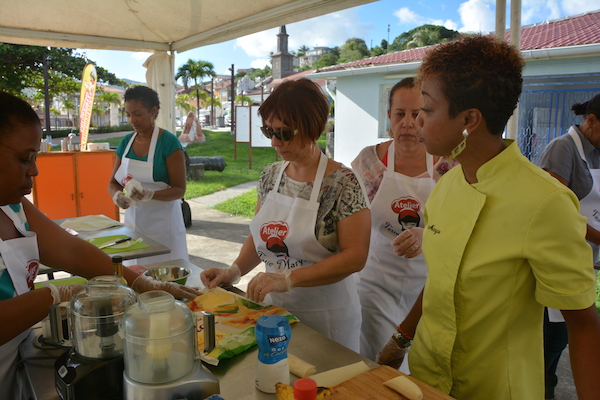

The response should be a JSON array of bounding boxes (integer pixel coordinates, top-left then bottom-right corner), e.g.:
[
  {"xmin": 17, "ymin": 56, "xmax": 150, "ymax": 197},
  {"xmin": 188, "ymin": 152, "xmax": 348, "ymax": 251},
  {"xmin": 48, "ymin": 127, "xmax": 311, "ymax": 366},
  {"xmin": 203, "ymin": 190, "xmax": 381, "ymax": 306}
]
[
  {"xmin": 114, "ymin": 126, "xmax": 188, "ymax": 266},
  {"xmin": 357, "ymin": 143, "xmax": 435, "ymax": 367},
  {"xmin": 548, "ymin": 127, "xmax": 600, "ymax": 322},
  {"xmin": 0, "ymin": 205, "xmax": 40, "ymax": 400},
  {"xmin": 250, "ymin": 152, "xmax": 362, "ymax": 352}
]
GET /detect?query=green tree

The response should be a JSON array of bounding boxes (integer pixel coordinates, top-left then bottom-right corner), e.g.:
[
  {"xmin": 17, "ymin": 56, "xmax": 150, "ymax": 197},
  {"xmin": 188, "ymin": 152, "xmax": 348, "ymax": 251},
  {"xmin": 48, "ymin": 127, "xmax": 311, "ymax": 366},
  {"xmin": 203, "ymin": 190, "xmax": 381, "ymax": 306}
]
[
  {"xmin": 50, "ymin": 107, "xmax": 61, "ymax": 128},
  {"xmin": 338, "ymin": 38, "xmax": 370, "ymax": 64},
  {"xmin": 92, "ymin": 104, "xmax": 105, "ymax": 127},
  {"xmin": 389, "ymin": 25, "xmax": 459, "ymax": 52},
  {"xmin": 176, "ymin": 93, "xmax": 196, "ymax": 115},
  {"xmin": 175, "ymin": 59, "xmax": 216, "ymax": 119},
  {"xmin": 0, "ymin": 43, "xmax": 123, "ymax": 96},
  {"xmin": 96, "ymin": 91, "xmax": 121, "ymax": 127},
  {"xmin": 62, "ymin": 99, "xmax": 76, "ymax": 127},
  {"xmin": 235, "ymin": 94, "xmax": 253, "ymax": 106},
  {"xmin": 297, "ymin": 45, "xmax": 310, "ymax": 56},
  {"xmin": 313, "ymin": 53, "xmax": 339, "ymax": 69}
]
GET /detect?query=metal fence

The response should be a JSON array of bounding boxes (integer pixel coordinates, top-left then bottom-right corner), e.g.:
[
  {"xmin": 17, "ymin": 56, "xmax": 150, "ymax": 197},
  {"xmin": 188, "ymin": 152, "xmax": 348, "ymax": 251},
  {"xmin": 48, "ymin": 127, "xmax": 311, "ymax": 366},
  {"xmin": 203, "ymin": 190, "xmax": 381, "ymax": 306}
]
[{"xmin": 518, "ymin": 88, "xmax": 600, "ymax": 165}]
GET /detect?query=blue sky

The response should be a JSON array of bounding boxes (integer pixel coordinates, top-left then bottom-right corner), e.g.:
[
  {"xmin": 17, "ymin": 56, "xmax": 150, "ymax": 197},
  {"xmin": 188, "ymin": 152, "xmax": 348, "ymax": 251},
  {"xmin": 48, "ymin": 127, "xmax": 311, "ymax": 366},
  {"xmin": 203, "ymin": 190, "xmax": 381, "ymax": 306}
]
[{"xmin": 81, "ymin": 0, "xmax": 600, "ymax": 83}]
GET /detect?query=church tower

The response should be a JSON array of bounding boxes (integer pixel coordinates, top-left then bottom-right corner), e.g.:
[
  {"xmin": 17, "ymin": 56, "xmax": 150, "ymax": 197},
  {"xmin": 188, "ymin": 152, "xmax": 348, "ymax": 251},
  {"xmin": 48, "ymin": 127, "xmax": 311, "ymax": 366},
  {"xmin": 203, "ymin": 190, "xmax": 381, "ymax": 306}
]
[{"xmin": 271, "ymin": 25, "xmax": 294, "ymax": 79}]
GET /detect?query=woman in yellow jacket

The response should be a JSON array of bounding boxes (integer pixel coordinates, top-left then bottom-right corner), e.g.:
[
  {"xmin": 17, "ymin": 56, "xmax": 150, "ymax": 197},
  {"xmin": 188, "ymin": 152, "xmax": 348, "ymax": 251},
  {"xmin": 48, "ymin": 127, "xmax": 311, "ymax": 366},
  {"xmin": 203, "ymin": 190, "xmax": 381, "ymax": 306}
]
[{"xmin": 377, "ymin": 35, "xmax": 600, "ymax": 400}]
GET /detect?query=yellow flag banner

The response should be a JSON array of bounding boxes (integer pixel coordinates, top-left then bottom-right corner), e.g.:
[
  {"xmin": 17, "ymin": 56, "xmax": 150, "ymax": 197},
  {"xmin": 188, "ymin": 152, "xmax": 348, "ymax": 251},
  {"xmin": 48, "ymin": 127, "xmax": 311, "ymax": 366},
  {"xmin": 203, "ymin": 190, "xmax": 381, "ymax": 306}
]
[{"xmin": 79, "ymin": 64, "xmax": 97, "ymax": 151}]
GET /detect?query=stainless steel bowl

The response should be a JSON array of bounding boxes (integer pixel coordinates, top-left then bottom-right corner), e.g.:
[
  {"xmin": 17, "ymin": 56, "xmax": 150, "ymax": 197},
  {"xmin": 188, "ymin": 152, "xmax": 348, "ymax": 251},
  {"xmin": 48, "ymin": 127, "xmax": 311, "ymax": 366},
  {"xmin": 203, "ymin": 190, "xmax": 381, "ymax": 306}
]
[{"xmin": 143, "ymin": 266, "xmax": 191, "ymax": 285}]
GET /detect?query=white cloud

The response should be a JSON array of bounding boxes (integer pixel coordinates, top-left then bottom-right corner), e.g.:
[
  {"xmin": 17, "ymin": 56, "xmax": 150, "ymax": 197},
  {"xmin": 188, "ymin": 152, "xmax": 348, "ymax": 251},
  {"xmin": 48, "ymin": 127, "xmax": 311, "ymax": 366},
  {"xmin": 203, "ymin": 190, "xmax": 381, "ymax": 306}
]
[
  {"xmin": 392, "ymin": 7, "xmax": 459, "ymax": 31},
  {"xmin": 234, "ymin": 9, "xmax": 371, "ymax": 58},
  {"xmin": 394, "ymin": 7, "xmax": 420, "ymax": 24},
  {"xmin": 561, "ymin": 0, "xmax": 600, "ymax": 17},
  {"xmin": 250, "ymin": 58, "xmax": 270, "ymax": 69},
  {"xmin": 458, "ymin": 0, "xmax": 495, "ymax": 32},
  {"xmin": 131, "ymin": 52, "xmax": 152, "ymax": 61}
]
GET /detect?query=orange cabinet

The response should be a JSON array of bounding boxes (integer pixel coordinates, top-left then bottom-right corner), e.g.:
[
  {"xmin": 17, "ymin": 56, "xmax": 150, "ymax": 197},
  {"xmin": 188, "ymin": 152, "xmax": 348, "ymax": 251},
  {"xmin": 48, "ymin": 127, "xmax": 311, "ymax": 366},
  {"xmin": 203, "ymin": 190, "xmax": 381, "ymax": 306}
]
[{"xmin": 32, "ymin": 151, "xmax": 119, "ymax": 220}]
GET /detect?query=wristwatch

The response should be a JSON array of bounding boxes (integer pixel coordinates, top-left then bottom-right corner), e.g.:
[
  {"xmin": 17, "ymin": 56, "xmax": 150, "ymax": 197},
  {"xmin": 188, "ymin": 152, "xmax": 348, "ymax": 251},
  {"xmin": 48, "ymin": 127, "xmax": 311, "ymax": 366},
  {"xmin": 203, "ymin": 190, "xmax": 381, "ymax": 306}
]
[{"xmin": 392, "ymin": 329, "xmax": 412, "ymax": 348}]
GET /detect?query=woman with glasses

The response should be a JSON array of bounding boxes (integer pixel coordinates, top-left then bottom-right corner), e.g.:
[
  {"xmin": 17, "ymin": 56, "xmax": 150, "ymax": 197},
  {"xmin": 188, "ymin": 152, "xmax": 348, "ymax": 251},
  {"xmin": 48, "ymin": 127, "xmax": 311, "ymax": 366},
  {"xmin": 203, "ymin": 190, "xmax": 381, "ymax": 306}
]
[
  {"xmin": 201, "ymin": 79, "xmax": 370, "ymax": 351},
  {"xmin": 0, "ymin": 91, "xmax": 198, "ymax": 399},
  {"xmin": 351, "ymin": 77, "xmax": 456, "ymax": 367}
]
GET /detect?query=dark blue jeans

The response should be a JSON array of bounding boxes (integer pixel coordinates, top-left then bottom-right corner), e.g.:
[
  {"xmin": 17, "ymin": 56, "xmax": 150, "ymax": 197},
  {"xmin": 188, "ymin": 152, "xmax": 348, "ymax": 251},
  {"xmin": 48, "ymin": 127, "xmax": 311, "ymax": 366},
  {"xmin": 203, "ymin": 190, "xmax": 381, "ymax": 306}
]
[{"xmin": 543, "ymin": 308, "xmax": 568, "ymax": 399}]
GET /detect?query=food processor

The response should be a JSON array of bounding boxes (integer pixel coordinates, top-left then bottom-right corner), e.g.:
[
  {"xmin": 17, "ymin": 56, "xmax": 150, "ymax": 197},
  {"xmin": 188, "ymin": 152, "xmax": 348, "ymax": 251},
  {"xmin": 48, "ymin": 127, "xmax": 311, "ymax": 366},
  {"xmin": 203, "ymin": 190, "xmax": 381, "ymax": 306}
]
[
  {"xmin": 121, "ymin": 290, "xmax": 219, "ymax": 400},
  {"xmin": 54, "ymin": 276, "xmax": 137, "ymax": 400}
]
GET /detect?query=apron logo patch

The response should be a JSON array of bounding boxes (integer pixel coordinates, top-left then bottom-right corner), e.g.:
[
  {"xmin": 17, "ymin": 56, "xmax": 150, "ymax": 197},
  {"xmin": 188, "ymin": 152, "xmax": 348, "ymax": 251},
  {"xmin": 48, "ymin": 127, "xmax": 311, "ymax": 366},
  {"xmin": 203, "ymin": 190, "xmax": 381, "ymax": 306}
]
[
  {"xmin": 26, "ymin": 259, "xmax": 40, "ymax": 290},
  {"xmin": 120, "ymin": 174, "xmax": 134, "ymax": 187},
  {"xmin": 260, "ymin": 221, "xmax": 290, "ymax": 258},
  {"xmin": 391, "ymin": 196, "xmax": 422, "ymax": 231}
]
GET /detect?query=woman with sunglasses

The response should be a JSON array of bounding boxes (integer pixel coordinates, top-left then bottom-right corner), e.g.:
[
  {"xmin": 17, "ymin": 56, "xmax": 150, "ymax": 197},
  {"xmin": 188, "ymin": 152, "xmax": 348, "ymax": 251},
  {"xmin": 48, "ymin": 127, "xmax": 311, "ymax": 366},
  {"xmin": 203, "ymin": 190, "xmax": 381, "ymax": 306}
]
[
  {"xmin": 350, "ymin": 77, "xmax": 456, "ymax": 368},
  {"xmin": 201, "ymin": 79, "xmax": 371, "ymax": 351}
]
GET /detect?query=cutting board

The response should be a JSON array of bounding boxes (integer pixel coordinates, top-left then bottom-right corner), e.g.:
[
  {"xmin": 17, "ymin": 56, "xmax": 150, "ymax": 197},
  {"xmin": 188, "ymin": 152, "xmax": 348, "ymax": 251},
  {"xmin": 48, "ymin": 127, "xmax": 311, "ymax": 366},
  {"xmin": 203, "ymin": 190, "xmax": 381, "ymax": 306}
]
[{"xmin": 329, "ymin": 365, "xmax": 455, "ymax": 400}]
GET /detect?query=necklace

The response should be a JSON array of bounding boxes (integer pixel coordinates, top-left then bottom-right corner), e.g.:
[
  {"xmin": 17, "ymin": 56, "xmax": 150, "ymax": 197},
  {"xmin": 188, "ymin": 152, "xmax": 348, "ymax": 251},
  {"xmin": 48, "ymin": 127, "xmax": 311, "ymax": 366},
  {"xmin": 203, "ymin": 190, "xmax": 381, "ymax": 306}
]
[{"xmin": 134, "ymin": 135, "xmax": 151, "ymax": 143}]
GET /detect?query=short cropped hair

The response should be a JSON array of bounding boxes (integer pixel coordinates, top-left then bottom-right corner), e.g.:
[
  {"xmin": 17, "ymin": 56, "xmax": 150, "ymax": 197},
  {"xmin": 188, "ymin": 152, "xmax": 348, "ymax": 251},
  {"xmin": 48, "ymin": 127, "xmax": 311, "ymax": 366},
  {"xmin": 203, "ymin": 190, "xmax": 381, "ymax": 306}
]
[
  {"xmin": 124, "ymin": 86, "xmax": 161, "ymax": 114},
  {"xmin": 417, "ymin": 34, "xmax": 524, "ymax": 135},
  {"xmin": 0, "ymin": 91, "xmax": 41, "ymax": 140},
  {"xmin": 258, "ymin": 79, "xmax": 329, "ymax": 143}
]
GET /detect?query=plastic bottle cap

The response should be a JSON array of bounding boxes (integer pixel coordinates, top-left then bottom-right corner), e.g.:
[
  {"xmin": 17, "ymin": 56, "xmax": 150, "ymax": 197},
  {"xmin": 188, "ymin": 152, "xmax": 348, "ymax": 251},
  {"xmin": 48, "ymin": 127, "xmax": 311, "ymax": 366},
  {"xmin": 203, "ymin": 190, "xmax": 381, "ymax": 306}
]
[{"xmin": 294, "ymin": 378, "xmax": 317, "ymax": 400}]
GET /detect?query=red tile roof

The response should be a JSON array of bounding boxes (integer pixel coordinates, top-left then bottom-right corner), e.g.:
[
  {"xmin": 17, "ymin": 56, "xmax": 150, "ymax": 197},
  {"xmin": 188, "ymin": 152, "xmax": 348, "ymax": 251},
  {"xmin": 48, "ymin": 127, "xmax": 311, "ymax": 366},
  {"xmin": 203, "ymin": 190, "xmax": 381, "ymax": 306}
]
[
  {"xmin": 268, "ymin": 69, "xmax": 327, "ymax": 89},
  {"xmin": 318, "ymin": 10, "xmax": 600, "ymax": 73}
]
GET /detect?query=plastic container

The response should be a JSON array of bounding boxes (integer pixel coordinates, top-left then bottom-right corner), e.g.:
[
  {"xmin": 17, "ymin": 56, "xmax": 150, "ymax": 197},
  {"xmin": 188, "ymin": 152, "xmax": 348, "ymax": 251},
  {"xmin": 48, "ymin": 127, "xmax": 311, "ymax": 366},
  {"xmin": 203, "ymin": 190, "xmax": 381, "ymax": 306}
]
[
  {"xmin": 255, "ymin": 315, "xmax": 291, "ymax": 393},
  {"xmin": 69, "ymin": 275, "xmax": 137, "ymax": 359},
  {"xmin": 294, "ymin": 378, "xmax": 318, "ymax": 400},
  {"xmin": 121, "ymin": 290, "xmax": 196, "ymax": 384}
]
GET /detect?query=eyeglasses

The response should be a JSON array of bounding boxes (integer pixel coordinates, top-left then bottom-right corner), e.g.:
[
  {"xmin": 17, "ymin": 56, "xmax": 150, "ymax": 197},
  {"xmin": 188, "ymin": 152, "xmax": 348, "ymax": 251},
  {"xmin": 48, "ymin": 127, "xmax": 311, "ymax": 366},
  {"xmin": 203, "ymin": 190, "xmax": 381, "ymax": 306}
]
[{"xmin": 260, "ymin": 126, "xmax": 298, "ymax": 141}]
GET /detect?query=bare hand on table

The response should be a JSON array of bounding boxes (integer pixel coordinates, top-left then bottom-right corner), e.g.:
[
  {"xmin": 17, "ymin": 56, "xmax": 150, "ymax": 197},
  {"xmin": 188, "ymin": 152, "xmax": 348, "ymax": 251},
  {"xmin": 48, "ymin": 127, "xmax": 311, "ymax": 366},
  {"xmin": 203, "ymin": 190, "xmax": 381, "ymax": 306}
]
[{"xmin": 392, "ymin": 227, "xmax": 423, "ymax": 258}]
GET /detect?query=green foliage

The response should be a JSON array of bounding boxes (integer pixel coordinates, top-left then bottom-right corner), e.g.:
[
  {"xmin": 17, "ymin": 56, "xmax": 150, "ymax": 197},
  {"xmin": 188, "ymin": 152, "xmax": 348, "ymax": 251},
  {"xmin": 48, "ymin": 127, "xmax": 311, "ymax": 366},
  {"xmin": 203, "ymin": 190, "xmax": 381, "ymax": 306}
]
[
  {"xmin": 175, "ymin": 59, "xmax": 216, "ymax": 118},
  {"xmin": 313, "ymin": 53, "xmax": 339, "ymax": 69},
  {"xmin": 235, "ymin": 94, "xmax": 253, "ymax": 106},
  {"xmin": 0, "ymin": 43, "xmax": 124, "ymax": 96},
  {"xmin": 338, "ymin": 38, "xmax": 370, "ymax": 64},
  {"xmin": 389, "ymin": 25, "xmax": 459, "ymax": 52},
  {"xmin": 236, "ymin": 66, "xmax": 272, "ymax": 81},
  {"xmin": 213, "ymin": 189, "xmax": 257, "ymax": 218}
]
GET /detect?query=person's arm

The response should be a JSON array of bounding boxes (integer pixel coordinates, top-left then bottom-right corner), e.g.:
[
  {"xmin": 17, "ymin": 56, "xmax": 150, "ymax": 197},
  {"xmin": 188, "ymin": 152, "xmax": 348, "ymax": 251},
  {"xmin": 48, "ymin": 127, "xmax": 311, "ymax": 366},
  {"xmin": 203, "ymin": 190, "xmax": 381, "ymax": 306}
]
[
  {"xmin": 247, "ymin": 207, "xmax": 371, "ymax": 302},
  {"xmin": 290, "ymin": 208, "xmax": 370, "ymax": 287},
  {"xmin": 108, "ymin": 154, "xmax": 124, "ymax": 198},
  {"xmin": 201, "ymin": 199, "xmax": 263, "ymax": 289},
  {"xmin": 151, "ymin": 148, "xmax": 186, "ymax": 202},
  {"xmin": 0, "ymin": 287, "xmax": 55, "ymax": 345},
  {"xmin": 545, "ymin": 169, "xmax": 600, "ymax": 246},
  {"xmin": 561, "ymin": 305, "xmax": 600, "ymax": 400}
]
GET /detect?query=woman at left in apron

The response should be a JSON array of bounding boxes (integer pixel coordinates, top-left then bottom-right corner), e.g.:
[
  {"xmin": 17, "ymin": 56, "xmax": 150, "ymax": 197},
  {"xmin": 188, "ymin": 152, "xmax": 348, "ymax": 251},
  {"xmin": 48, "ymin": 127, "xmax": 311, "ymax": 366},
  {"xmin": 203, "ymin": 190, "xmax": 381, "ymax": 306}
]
[
  {"xmin": 108, "ymin": 85, "xmax": 189, "ymax": 266},
  {"xmin": 201, "ymin": 79, "xmax": 371, "ymax": 352},
  {"xmin": 0, "ymin": 92, "xmax": 199, "ymax": 400}
]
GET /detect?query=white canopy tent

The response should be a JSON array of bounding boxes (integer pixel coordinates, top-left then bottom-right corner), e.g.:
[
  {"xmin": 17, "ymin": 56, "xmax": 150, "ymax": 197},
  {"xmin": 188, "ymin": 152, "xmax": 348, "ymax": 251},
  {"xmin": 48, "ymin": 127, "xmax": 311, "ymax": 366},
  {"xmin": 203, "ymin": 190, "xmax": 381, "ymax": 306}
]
[{"xmin": 0, "ymin": 0, "xmax": 377, "ymax": 132}]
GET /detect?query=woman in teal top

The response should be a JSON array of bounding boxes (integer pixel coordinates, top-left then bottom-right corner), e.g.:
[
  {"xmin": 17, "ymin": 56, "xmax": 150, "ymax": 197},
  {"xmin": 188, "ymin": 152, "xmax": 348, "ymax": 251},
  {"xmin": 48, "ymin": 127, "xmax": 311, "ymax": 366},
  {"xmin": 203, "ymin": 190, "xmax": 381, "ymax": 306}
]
[{"xmin": 109, "ymin": 86, "xmax": 188, "ymax": 265}]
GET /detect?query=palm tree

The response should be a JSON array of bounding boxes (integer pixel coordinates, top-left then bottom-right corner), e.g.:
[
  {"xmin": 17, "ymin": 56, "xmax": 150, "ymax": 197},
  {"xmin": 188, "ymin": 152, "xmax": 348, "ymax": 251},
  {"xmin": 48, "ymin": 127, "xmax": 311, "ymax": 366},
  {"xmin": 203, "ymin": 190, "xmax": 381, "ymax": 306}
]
[
  {"xmin": 63, "ymin": 99, "xmax": 76, "ymax": 127},
  {"xmin": 96, "ymin": 91, "xmax": 122, "ymax": 127},
  {"xmin": 236, "ymin": 94, "xmax": 253, "ymax": 106},
  {"xmin": 175, "ymin": 59, "xmax": 216, "ymax": 119},
  {"xmin": 297, "ymin": 44, "xmax": 310, "ymax": 56},
  {"xmin": 176, "ymin": 93, "xmax": 196, "ymax": 115}
]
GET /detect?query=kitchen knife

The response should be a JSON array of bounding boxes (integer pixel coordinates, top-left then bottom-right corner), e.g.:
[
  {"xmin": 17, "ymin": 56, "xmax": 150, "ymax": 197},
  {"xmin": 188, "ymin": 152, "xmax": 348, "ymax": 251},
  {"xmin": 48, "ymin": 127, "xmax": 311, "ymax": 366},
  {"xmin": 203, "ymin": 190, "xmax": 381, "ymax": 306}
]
[{"xmin": 98, "ymin": 237, "xmax": 132, "ymax": 249}]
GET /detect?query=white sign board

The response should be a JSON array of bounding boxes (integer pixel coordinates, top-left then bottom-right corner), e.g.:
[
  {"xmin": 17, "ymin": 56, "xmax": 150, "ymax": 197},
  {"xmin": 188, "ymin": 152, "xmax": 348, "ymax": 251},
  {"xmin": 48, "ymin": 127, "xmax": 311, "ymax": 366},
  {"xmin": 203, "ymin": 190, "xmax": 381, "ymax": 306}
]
[
  {"xmin": 235, "ymin": 106, "xmax": 250, "ymax": 143},
  {"xmin": 250, "ymin": 105, "xmax": 271, "ymax": 148}
]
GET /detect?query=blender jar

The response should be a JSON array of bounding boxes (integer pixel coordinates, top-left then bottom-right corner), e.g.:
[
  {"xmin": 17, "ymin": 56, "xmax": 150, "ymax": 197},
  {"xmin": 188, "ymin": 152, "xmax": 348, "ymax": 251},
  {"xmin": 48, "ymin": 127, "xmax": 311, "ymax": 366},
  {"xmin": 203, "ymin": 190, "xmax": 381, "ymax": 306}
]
[
  {"xmin": 69, "ymin": 275, "xmax": 137, "ymax": 359},
  {"xmin": 121, "ymin": 290, "xmax": 196, "ymax": 384}
]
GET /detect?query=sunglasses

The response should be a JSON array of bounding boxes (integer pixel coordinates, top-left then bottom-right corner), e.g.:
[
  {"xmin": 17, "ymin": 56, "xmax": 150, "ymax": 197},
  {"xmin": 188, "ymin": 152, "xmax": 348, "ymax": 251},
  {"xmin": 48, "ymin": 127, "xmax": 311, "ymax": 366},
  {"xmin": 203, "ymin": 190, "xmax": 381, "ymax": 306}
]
[{"xmin": 260, "ymin": 126, "xmax": 298, "ymax": 141}]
